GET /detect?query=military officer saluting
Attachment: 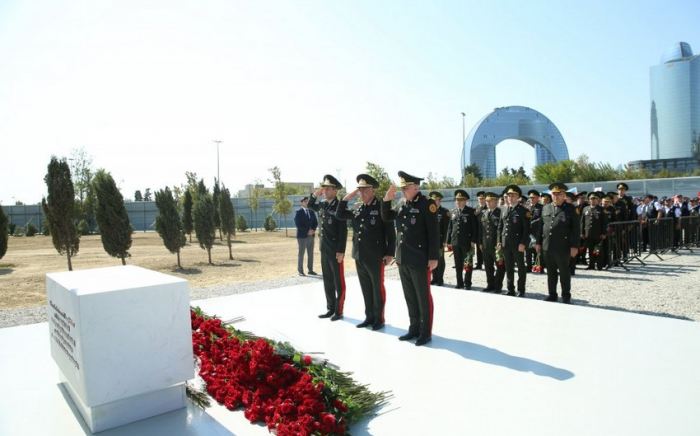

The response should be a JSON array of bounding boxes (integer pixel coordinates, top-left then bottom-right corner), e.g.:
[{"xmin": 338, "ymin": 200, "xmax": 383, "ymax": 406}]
[
  {"xmin": 580, "ymin": 191, "xmax": 607, "ymax": 270},
  {"xmin": 383, "ymin": 172, "xmax": 440, "ymax": 346},
  {"xmin": 536, "ymin": 183, "xmax": 581, "ymax": 304},
  {"xmin": 479, "ymin": 191, "xmax": 505, "ymax": 292},
  {"xmin": 336, "ymin": 174, "xmax": 396, "ymax": 330},
  {"xmin": 497, "ymin": 185, "xmax": 531, "ymax": 297},
  {"xmin": 308, "ymin": 175, "xmax": 348, "ymax": 321},
  {"xmin": 429, "ymin": 191, "xmax": 450, "ymax": 286},
  {"xmin": 446, "ymin": 189, "xmax": 479, "ymax": 290}
]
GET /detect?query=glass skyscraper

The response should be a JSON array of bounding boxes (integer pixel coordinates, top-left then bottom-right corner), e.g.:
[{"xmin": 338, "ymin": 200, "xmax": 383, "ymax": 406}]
[{"xmin": 650, "ymin": 42, "xmax": 700, "ymax": 160}]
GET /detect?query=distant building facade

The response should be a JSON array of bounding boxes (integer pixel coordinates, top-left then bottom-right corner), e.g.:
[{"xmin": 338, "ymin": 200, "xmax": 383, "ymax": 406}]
[
  {"xmin": 237, "ymin": 182, "xmax": 314, "ymax": 198},
  {"xmin": 461, "ymin": 106, "xmax": 569, "ymax": 180},
  {"xmin": 632, "ymin": 42, "xmax": 700, "ymax": 174}
]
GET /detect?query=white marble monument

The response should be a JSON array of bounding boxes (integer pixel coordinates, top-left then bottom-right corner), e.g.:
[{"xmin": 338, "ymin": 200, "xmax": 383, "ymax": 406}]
[{"xmin": 46, "ymin": 265, "xmax": 193, "ymax": 433}]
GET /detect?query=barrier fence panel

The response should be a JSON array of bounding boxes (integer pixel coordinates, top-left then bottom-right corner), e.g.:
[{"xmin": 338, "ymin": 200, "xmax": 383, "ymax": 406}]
[
  {"xmin": 605, "ymin": 220, "xmax": 645, "ymax": 271},
  {"xmin": 645, "ymin": 217, "xmax": 676, "ymax": 260},
  {"xmin": 678, "ymin": 215, "xmax": 699, "ymax": 252}
]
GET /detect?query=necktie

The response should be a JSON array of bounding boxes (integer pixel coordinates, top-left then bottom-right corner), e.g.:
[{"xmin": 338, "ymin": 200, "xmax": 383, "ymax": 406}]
[{"xmin": 306, "ymin": 209, "xmax": 309, "ymax": 219}]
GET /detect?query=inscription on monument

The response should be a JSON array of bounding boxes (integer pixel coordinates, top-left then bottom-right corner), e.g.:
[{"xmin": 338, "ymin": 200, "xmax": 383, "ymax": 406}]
[{"xmin": 49, "ymin": 300, "xmax": 80, "ymax": 370}]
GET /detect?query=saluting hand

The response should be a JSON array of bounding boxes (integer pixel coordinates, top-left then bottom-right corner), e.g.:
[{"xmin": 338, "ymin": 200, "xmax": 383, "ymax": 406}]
[
  {"xmin": 384, "ymin": 184, "xmax": 397, "ymax": 201},
  {"xmin": 314, "ymin": 187, "xmax": 324, "ymax": 198},
  {"xmin": 343, "ymin": 189, "xmax": 359, "ymax": 201}
]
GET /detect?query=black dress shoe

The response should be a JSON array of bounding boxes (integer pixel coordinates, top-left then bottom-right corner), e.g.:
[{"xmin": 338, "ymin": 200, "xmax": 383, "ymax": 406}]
[
  {"xmin": 430, "ymin": 280, "xmax": 437, "ymax": 285},
  {"xmin": 307, "ymin": 271, "xmax": 318, "ymax": 276},
  {"xmin": 454, "ymin": 284, "xmax": 464, "ymax": 289},
  {"xmin": 415, "ymin": 336, "xmax": 432, "ymax": 346},
  {"xmin": 585, "ymin": 266, "xmax": 595, "ymax": 270},
  {"xmin": 356, "ymin": 320, "xmax": 372, "ymax": 328},
  {"xmin": 298, "ymin": 272, "xmax": 305, "ymax": 277},
  {"xmin": 437, "ymin": 281, "xmax": 444, "ymax": 286},
  {"xmin": 544, "ymin": 295, "xmax": 558, "ymax": 302},
  {"xmin": 318, "ymin": 311, "xmax": 334, "ymax": 319},
  {"xmin": 597, "ymin": 266, "xmax": 603, "ymax": 270},
  {"xmin": 464, "ymin": 285, "xmax": 472, "ymax": 290},
  {"xmin": 482, "ymin": 287, "xmax": 493, "ymax": 292},
  {"xmin": 330, "ymin": 314, "xmax": 343, "ymax": 321},
  {"xmin": 517, "ymin": 291, "xmax": 525, "ymax": 297},
  {"xmin": 398, "ymin": 331, "xmax": 419, "ymax": 341},
  {"xmin": 562, "ymin": 299, "xmax": 572, "ymax": 305},
  {"xmin": 505, "ymin": 290, "xmax": 516, "ymax": 296},
  {"xmin": 371, "ymin": 323, "xmax": 384, "ymax": 331}
]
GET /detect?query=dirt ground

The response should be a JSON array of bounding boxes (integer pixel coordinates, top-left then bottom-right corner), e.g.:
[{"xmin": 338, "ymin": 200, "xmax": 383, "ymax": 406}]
[{"xmin": 0, "ymin": 230, "xmax": 354, "ymax": 311}]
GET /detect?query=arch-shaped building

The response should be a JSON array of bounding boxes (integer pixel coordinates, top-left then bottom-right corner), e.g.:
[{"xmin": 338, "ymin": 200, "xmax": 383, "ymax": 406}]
[{"xmin": 461, "ymin": 106, "xmax": 569, "ymax": 179}]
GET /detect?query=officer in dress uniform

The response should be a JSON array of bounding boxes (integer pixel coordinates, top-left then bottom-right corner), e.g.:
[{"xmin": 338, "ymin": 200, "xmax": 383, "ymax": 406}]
[
  {"xmin": 308, "ymin": 175, "xmax": 348, "ymax": 321},
  {"xmin": 536, "ymin": 183, "xmax": 581, "ymax": 304},
  {"xmin": 497, "ymin": 185, "xmax": 531, "ymax": 297},
  {"xmin": 446, "ymin": 190, "xmax": 479, "ymax": 290},
  {"xmin": 526, "ymin": 189, "xmax": 543, "ymax": 273},
  {"xmin": 601, "ymin": 194, "xmax": 616, "ymax": 267},
  {"xmin": 474, "ymin": 191, "xmax": 487, "ymax": 270},
  {"xmin": 581, "ymin": 192, "xmax": 608, "ymax": 270},
  {"xmin": 479, "ymin": 191, "xmax": 505, "ymax": 292},
  {"xmin": 575, "ymin": 192, "xmax": 589, "ymax": 266},
  {"xmin": 382, "ymin": 172, "xmax": 440, "ymax": 346},
  {"xmin": 429, "ymin": 191, "xmax": 450, "ymax": 286},
  {"xmin": 336, "ymin": 174, "xmax": 396, "ymax": 330}
]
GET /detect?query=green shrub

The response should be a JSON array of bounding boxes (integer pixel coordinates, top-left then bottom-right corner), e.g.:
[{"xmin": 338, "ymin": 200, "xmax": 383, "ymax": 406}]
[
  {"xmin": 12, "ymin": 225, "xmax": 24, "ymax": 236},
  {"xmin": 8, "ymin": 223, "xmax": 16, "ymax": 235},
  {"xmin": 263, "ymin": 215, "xmax": 277, "ymax": 231},
  {"xmin": 42, "ymin": 221, "xmax": 50, "ymax": 236},
  {"xmin": 77, "ymin": 220, "xmax": 90, "ymax": 235},
  {"xmin": 26, "ymin": 223, "xmax": 39, "ymax": 237},
  {"xmin": 236, "ymin": 215, "xmax": 248, "ymax": 232}
]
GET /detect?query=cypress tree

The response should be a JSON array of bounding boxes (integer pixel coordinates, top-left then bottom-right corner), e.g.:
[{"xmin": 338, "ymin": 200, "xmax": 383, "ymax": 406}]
[
  {"xmin": 43, "ymin": 157, "xmax": 80, "ymax": 271},
  {"xmin": 183, "ymin": 190, "xmax": 193, "ymax": 243},
  {"xmin": 92, "ymin": 169, "xmax": 132, "ymax": 265},
  {"xmin": 193, "ymin": 193, "xmax": 216, "ymax": 264},
  {"xmin": 212, "ymin": 179, "xmax": 222, "ymax": 241},
  {"xmin": 0, "ymin": 206, "xmax": 8, "ymax": 259},
  {"xmin": 154, "ymin": 187, "xmax": 186, "ymax": 268},
  {"xmin": 219, "ymin": 185, "xmax": 236, "ymax": 260}
]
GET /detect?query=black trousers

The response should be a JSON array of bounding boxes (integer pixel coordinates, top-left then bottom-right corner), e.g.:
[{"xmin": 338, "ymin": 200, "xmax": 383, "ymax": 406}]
[
  {"xmin": 321, "ymin": 253, "xmax": 346, "ymax": 315},
  {"xmin": 433, "ymin": 252, "xmax": 446, "ymax": 284},
  {"xmin": 399, "ymin": 264, "xmax": 433, "ymax": 339},
  {"xmin": 585, "ymin": 237, "xmax": 604, "ymax": 269},
  {"xmin": 526, "ymin": 245, "xmax": 537, "ymax": 269},
  {"xmin": 544, "ymin": 250, "xmax": 572, "ymax": 300},
  {"xmin": 452, "ymin": 245, "xmax": 473, "ymax": 287},
  {"xmin": 502, "ymin": 245, "xmax": 526, "ymax": 292},
  {"xmin": 475, "ymin": 243, "xmax": 483, "ymax": 267},
  {"xmin": 483, "ymin": 245, "xmax": 505, "ymax": 290},
  {"xmin": 355, "ymin": 259, "xmax": 386, "ymax": 325}
]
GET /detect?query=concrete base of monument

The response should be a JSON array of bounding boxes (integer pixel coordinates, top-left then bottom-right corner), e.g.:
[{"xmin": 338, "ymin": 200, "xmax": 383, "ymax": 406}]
[{"xmin": 2, "ymin": 278, "xmax": 700, "ymax": 435}]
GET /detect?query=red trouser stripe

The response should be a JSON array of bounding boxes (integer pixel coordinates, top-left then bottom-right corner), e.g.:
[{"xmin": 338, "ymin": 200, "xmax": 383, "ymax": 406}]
[
  {"xmin": 337, "ymin": 261, "xmax": 346, "ymax": 315},
  {"xmin": 380, "ymin": 262, "xmax": 386, "ymax": 324},
  {"xmin": 427, "ymin": 268, "xmax": 434, "ymax": 336}
]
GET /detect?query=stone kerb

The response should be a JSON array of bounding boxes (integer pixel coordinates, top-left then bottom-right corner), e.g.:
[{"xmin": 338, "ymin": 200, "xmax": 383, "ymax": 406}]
[{"xmin": 46, "ymin": 265, "xmax": 193, "ymax": 433}]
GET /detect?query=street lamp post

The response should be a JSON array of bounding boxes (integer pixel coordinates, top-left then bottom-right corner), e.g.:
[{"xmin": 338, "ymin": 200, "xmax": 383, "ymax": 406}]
[
  {"xmin": 213, "ymin": 140, "xmax": 223, "ymax": 182},
  {"xmin": 461, "ymin": 112, "xmax": 466, "ymax": 145}
]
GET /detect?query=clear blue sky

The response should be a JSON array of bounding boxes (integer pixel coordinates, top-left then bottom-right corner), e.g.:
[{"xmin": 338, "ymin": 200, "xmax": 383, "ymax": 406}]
[{"xmin": 1, "ymin": 0, "xmax": 698, "ymax": 204}]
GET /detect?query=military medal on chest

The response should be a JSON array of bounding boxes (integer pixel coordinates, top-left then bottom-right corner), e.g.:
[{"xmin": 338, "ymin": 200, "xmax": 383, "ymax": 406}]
[
  {"xmin": 411, "ymin": 216, "xmax": 416, "ymax": 225},
  {"xmin": 370, "ymin": 217, "xmax": 376, "ymax": 225}
]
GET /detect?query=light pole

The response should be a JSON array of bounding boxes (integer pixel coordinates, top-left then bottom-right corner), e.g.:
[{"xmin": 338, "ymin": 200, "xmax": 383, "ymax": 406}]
[
  {"xmin": 213, "ymin": 140, "xmax": 223, "ymax": 183},
  {"xmin": 461, "ymin": 112, "xmax": 466, "ymax": 145}
]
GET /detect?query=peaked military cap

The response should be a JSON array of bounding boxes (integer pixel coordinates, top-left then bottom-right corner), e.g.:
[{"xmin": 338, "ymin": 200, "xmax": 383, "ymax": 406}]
[
  {"xmin": 503, "ymin": 184, "xmax": 522, "ymax": 195},
  {"xmin": 429, "ymin": 191, "xmax": 444, "ymax": 200},
  {"xmin": 541, "ymin": 192, "xmax": 552, "ymax": 199},
  {"xmin": 476, "ymin": 191, "xmax": 486, "ymax": 199},
  {"xmin": 356, "ymin": 174, "xmax": 379, "ymax": 188},
  {"xmin": 602, "ymin": 195, "xmax": 612, "ymax": 201},
  {"xmin": 454, "ymin": 189, "xmax": 470, "ymax": 200},
  {"xmin": 617, "ymin": 182, "xmax": 629, "ymax": 190},
  {"xmin": 527, "ymin": 189, "xmax": 540, "ymax": 198},
  {"xmin": 398, "ymin": 171, "xmax": 423, "ymax": 187},
  {"xmin": 577, "ymin": 191, "xmax": 588, "ymax": 198},
  {"xmin": 565, "ymin": 191, "xmax": 575, "ymax": 200},
  {"xmin": 588, "ymin": 192, "xmax": 601, "ymax": 199},
  {"xmin": 321, "ymin": 174, "xmax": 343, "ymax": 189},
  {"xmin": 521, "ymin": 195, "xmax": 528, "ymax": 202},
  {"xmin": 548, "ymin": 182, "xmax": 568, "ymax": 193},
  {"xmin": 484, "ymin": 191, "xmax": 499, "ymax": 200},
  {"xmin": 607, "ymin": 191, "xmax": 618, "ymax": 197}
]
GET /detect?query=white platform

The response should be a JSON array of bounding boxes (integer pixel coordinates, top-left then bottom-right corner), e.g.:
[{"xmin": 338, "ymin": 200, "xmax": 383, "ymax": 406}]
[{"xmin": 2, "ymin": 279, "xmax": 700, "ymax": 436}]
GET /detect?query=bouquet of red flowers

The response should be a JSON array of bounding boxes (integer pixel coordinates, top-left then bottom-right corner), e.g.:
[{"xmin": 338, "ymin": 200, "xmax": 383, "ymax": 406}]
[
  {"xmin": 463, "ymin": 251, "xmax": 473, "ymax": 272},
  {"xmin": 496, "ymin": 247, "xmax": 505, "ymax": 267},
  {"xmin": 532, "ymin": 253, "xmax": 542, "ymax": 273},
  {"xmin": 592, "ymin": 241, "xmax": 602, "ymax": 257},
  {"xmin": 189, "ymin": 307, "xmax": 389, "ymax": 436}
]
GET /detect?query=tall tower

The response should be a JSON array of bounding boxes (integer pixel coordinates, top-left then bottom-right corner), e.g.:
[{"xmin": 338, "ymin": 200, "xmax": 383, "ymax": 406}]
[{"xmin": 650, "ymin": 42, "xmax": 700, "ymax": 160}]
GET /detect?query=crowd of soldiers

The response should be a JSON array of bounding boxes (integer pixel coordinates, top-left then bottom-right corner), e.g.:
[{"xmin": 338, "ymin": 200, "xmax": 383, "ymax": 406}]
[{"xmin": 305, "ymin": 173, "xmax": 700, "ymax": 346}]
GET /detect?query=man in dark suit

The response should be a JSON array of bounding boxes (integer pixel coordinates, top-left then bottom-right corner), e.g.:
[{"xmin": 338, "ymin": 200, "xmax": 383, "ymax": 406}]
[
  {"xmin": 308, "ymin": 175, "xmax": 348, "ymax": 321},
  {"xmin": 383, "ymin": 171, "xmax": 440, "ymax": 346},
  {"xmin": 336, "ymin": 174, "xmax": 396, "ymax": 331},
  {"xmin": 446, "ymin": 190, "xmax": 479, "ymax": 290},
  {"xmin": 479, "ymin": 191, "xmax": 505, "ymax": 292},
  {"xmin": 536, "ymin": 183, "xmax": 581, "ymax": 304},
  {"xmin": 294, "ymin": 197, "xmax": 318, "ymax": 276},
  {"xmin": 429, "ymin": 191, "xmax": 450, "ymax": 286},
  {"xmin": 497, "ymin": 185, "xmax": 531, "ymax": 297},
  {"xmin": 581, "ymin": 192, "xmax": 607, "ymax": 270}
]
